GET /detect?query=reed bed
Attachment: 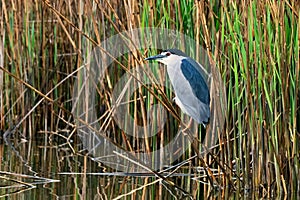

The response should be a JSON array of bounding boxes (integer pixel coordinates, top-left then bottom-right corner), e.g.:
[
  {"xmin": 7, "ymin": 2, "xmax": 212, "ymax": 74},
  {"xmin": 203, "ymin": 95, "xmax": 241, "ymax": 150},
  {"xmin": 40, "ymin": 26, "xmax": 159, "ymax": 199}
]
[{"xmin": 0, "ymin": 0, "xmax": 299, "ymax": 198}]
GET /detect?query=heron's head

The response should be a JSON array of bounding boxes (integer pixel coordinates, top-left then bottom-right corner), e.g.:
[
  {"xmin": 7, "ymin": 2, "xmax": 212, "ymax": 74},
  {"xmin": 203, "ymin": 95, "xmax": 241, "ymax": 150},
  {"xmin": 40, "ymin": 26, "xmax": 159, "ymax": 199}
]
[{"xmin": 145, "ymin": 49, "xmax": 188, "ymax": 65}]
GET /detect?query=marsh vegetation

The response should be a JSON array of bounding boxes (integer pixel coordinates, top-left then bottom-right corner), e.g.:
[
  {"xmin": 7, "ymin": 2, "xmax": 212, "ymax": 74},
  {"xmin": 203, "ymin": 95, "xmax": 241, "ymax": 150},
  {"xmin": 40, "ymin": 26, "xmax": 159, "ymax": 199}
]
[{"xmin": 0, "ymin": 0, "xmax": 299, "ymax": 199}]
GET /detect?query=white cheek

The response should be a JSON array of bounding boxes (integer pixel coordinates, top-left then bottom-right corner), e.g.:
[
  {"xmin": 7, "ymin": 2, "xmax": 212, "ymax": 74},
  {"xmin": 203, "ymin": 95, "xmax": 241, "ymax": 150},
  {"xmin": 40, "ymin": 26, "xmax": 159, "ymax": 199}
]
[
  {"xmin": 160, "ymin": 55, "xmax": 183, "ymax": 68},
  {"xmin": 158, "ymin": 59, "xmax": 168, "ymax": 65},
  {"xmin": 159, "ymin": 55, "xmax": 176, "ymax": 65}
]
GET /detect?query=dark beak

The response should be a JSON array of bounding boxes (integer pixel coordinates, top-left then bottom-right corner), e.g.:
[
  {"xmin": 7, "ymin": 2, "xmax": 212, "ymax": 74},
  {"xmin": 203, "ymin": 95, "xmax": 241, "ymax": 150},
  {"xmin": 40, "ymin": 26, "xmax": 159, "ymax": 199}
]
[{"xmin": 145, "ymin": 54, "xmax": 166, "ymax": 61}]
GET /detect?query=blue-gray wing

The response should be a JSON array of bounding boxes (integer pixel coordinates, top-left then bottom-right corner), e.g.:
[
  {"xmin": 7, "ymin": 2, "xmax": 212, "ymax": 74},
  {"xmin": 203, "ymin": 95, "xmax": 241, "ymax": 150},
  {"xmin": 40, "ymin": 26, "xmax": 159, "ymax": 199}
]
[{"xmin": 181, "ymin": 58, "xmax": 210, "ymax": 105}]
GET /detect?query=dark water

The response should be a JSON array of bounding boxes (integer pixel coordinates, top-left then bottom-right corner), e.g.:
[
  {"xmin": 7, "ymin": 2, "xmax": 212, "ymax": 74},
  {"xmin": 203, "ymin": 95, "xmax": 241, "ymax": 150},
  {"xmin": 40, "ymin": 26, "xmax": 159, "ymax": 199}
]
[
  {"xmin": 0, "ymin": 134, "xmax": 215, "ymax": 199},
  {"xmin": 1, "ymin": 133, "xmax": 294, "ymax": 199}
]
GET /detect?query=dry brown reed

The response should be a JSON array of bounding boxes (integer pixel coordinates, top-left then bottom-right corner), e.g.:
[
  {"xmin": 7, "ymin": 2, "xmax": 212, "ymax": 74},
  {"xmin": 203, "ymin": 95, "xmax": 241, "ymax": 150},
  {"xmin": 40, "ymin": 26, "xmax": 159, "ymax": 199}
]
[{"xmin": 0, "ymin": 0, "xmax": 299, "ymax": 198}]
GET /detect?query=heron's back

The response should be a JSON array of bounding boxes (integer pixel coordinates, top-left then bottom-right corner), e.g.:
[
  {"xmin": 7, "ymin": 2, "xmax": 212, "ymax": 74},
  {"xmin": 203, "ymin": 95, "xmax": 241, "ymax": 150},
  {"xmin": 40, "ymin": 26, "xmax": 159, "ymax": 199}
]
[{"xmin": 166, "ymin": 57, "xmax": 210, "ymax": 124}]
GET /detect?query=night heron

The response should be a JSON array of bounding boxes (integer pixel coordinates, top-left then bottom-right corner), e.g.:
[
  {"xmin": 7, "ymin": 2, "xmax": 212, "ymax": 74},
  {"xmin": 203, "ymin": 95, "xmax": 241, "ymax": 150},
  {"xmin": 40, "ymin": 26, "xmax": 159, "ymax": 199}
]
[{"xmin": 145, "ymin": 49, "xmax": 210, "ymax": 127}]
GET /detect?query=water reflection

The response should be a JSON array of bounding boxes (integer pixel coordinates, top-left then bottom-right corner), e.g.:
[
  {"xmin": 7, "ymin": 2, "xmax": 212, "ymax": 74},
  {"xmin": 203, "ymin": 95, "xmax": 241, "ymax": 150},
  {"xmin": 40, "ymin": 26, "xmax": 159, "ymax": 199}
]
[
  {"xmin": 0, "ymin": 134, "xmax": 208, "ymax": 199},
  {"xmin": 0, "ymin": 134, "xmax": 295, "ymax": 199}
]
